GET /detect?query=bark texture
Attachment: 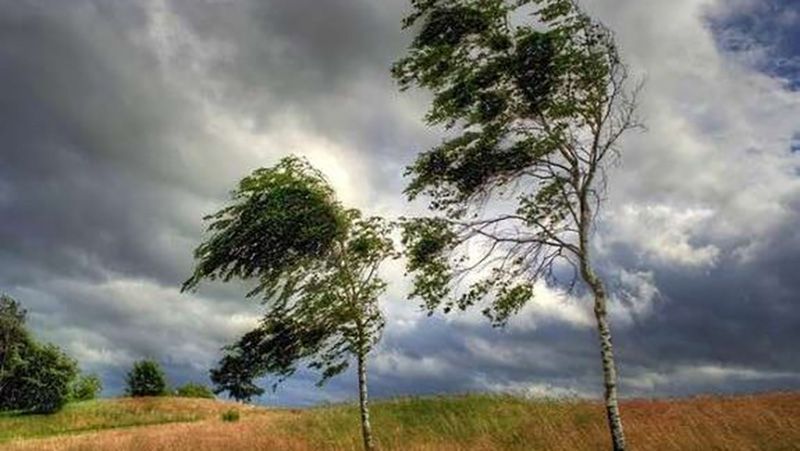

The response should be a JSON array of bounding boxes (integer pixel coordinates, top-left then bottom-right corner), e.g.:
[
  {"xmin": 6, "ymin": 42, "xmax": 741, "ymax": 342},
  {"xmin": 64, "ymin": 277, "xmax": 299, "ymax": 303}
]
[
  {"xmin": 587, "ymin": 269, "xmax": 627, "ymax": 451},
  {"xmin": 580, "ymin": 196, "xmax": 626, "ymax": 451},
  {"xmin": 357, "ymin": 350, "xmax": 375, "ymax": 451}
]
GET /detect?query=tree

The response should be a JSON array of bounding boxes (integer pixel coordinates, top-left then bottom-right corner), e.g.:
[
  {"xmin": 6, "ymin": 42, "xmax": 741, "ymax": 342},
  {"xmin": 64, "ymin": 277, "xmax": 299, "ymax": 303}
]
[
  {"xmin": 2, "ymin": 342, "xmax": 78, "ymax": 414},
  {"xmin": 174, "ymin": 382, "xmax": 215, "ymax": 399},
  {"xmin": 69, "ymin": 373, "xmax": 103, "ymax": 402},
  {"xmin": 0, "ymin": 295, "xmax": 29, "ymax": 399},
  {"xmin": 392, "ymin": 1, "xmax": 640, "ymax": 449},
  {"xmin": 125, "ymin": 359, "xmax": 167, "ymax": 397},
  {"xmin": 14, "ymin": 343, "xmax": 77, "ymax": 414},
  {"xmin": 184, "ymin": 156, "xmax": 396, "ymax": 451},
  {"xmin": 0, "ymin": 295, "xmax": 78, "ymax": 414}
]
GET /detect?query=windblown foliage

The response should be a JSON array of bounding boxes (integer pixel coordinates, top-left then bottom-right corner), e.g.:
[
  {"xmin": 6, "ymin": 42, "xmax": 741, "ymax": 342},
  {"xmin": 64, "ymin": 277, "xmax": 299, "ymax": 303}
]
[
  {"xmin": 393, "ymin": 0, "xmax": 640, "ymax": 325},
  {"xmin": 184, "ymin": 157, "xmax": 395, "ymax": 402},
  {"xmin": 394, "ymin": 1, "xmax": 639, "ymax": 448},
  {"xmin": 183, "ymin": 157, "xmax": 348, "ymax": 301}
]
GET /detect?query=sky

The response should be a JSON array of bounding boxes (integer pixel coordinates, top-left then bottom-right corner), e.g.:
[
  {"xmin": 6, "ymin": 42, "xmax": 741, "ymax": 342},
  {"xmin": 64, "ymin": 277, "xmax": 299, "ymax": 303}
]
[{"xmin": 0, "ymin": 0, "xmax": 799, "ymax": 406}]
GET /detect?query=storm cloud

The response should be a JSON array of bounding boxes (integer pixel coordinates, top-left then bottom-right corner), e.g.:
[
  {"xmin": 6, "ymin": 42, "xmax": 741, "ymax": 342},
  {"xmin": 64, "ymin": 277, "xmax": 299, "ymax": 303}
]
[{"xmin": 0, "ymin": 0, "xmax": 798, "ymax": 405}]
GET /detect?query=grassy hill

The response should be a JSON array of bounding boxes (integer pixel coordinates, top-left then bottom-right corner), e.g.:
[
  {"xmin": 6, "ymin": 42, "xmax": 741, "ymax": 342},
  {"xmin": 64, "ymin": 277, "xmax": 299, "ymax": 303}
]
[{"xmin": 1, "ymin": 392, "xmax": 798, "ymax": 450}]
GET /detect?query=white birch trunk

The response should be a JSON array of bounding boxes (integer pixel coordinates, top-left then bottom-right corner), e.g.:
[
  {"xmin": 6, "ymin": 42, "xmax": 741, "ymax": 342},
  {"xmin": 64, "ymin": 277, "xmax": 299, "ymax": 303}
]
[
  {"xmin": 579, "ymin": 195, "xmax": 627, "ymax": 451},
  {"xmin": 357, "ymin": 349, "xmax": 375, "ymax": 451}
]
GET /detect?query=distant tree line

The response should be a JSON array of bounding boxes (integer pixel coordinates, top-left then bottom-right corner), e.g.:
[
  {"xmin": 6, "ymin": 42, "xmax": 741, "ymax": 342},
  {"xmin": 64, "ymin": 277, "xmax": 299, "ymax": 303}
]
[
  {"xmin": 124, "ymin": 358, "xmax": 214, "ymax": 399},
  {"xmin": 0, "ymin": 295, "xmax": 214, "ymax": 414}
]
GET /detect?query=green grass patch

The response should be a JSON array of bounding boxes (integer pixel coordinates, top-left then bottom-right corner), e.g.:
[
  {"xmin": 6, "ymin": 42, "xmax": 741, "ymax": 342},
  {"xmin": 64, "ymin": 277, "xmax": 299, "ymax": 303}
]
[
  {"xmin": 280, "ymin": 393, "xmax": 594, "ymax": 449},
  {"xmin": 0, "ymin": 398, "xmax": 205, "ymax": 443},
  {"xmin": 220, "ymin": 409, "xmax": 240, "ymax": 422}
]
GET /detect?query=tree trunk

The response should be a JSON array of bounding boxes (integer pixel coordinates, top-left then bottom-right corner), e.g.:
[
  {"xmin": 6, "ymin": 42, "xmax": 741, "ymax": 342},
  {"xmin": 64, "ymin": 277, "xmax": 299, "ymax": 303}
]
[
  {"xmin": 579, "ymin": 259, "xmax": 626, "ymax": 450},
  {"xmin": 579, "ymin": 194, "xmax": 626, "ymax": 450},
  {"xmin": 590, "ymin": 274, "xmax": 627, "ymax": 450},
  {"xmin": 357, "ymin": 349, "xmax": 376, "ymax": 451}
]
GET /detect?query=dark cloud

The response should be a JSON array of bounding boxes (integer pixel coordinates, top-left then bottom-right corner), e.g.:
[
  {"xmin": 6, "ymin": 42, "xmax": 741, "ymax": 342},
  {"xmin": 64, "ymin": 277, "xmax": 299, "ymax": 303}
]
[{"xmin": 0, "ymin": 0, "xmax": 798, "ymax": 405}]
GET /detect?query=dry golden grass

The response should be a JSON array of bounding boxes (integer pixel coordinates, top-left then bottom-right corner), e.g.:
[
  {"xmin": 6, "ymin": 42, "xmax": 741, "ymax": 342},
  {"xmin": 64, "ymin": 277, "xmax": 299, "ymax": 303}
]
[
  {"xmin": 2, "ymin": 392, "xmax": 799, "ymax": 450},
  {"xmin": 2, "ymin": 410, "xmax": 308, "ymax": 451}
]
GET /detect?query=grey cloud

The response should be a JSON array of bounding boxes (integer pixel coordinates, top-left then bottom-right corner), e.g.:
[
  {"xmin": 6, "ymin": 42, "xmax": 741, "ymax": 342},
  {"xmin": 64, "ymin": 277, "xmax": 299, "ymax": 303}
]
[{"xmin": 0, "ymin": 0, "xmax": 799, "ymax": 404}]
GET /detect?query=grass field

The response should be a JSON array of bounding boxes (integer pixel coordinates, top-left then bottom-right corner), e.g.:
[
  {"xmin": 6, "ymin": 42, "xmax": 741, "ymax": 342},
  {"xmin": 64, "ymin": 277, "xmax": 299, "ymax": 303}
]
[{"xmin": 1, "ymin": 392, "xmax": 798, "ymax": 450}]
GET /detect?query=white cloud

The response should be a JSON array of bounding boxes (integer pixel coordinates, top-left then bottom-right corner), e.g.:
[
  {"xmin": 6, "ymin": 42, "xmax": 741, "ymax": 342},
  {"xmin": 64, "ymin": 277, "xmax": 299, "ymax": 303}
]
[
  {"xmin": 603, "ymin": 204, "xmax": 720, "ymax": 268},
  {"xmin": 479, "ymin": 379, "xmax": 593, "ymax": 399},
  {"xmin": 623, "ymin": 365, "xmax": 800, "ymax": 392},
  {"xmin": 372, "ymin": 350, "xmax": 455, "ymax": 380},
  {"xmin": 21, "ymin": 275, "xmax": 260, "ymax": 371},
  {"xmin": 578, "ymin": 0, "xmax": 800, "ymax": 270}
]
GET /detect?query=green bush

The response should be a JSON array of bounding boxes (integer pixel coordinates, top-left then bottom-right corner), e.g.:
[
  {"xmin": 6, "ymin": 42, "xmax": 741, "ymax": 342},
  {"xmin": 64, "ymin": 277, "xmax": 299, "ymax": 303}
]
[
  {"xmin": 174, "ymin": 382, "xmax": 215, "ymax": 399},
  {"xmin": 69, "ymin": 374, "xmax": 103, "ymax": 402},
  {"xmin": 125, "ymin": 360, "xmax": 167, "ymax": 397},
  {"xmin": 0, "ymin": 295, "xmax": 79, "ymax": 414},
  {"xmin": 3, "ymin": 343, "xmax": 78, "ymax": 413},
  {"xmin": 221, "ymin": 409, "xmax": 240, "ymax": 422}
]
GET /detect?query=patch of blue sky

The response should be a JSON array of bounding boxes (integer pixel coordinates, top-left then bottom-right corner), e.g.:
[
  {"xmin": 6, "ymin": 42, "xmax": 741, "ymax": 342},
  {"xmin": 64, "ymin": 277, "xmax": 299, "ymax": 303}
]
[
  {"xmin": 708, "ymin": 0, "xmax": 800, "ymax": 90},
  {"xmin": 792, "ymin": 133, "xmax": 800, "ymax": 153}
]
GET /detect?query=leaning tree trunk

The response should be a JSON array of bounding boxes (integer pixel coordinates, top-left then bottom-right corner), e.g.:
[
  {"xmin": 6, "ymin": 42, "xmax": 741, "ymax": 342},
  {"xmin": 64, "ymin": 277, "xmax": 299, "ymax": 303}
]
[
  {"xmin": 585, "ymin": 267, "xmax": 627, "ymax": 451},
  {"xmin": 357, "ymin": 348, "xmax": 376, "ymax": 451},
  {"xmin": 579, "ymin": 197, "xmax": 627, "ymax": 450}
]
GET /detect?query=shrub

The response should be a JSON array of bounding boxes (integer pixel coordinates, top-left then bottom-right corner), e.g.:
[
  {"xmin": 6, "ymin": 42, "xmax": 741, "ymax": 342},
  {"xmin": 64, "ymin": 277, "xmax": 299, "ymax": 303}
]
[
  {"xmin": 221, "ymin": 409, "xmax": 240, "ymax": 422},
  {"xmin": 0, "ymin": 295, "xmax": 79, "ymax": 414},
  {"xmin": 0, "ymin": 294, "xmax": 31, "ymax": 409},
  {"xmin": 125, "ymin": 360, "xmax": 167, "ymax": 397},
  {"xmin": 69, "ymin": 374, "xmax": 103, "ymax": 402},
  {"xmin": 3, "ymin": 343, "xmax": 78, "ymax": 413},
  {"xmin": 175, "ymin": 382, "xmax": 215, "ymax": 399}
]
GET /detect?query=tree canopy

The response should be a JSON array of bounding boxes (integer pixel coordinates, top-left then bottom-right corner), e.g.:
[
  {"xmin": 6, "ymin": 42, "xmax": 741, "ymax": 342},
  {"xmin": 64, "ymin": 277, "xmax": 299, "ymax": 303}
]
[
  {"xmin": 393, "ymin": 1, "xmax": 639, "ymax": 448},
  {"xmin": 0, "ymin": 295, "xmax": 78, "ymax": 414},
  {"xmin": 183, "ymin": 156, "xmax": 349, "ymax": 302},
  {"xmin": 184, "ymin": 156, "xmax": 395, "ymax": 400},
  {"xmin": 126, "ymin": 359, "xmax": 168, "ymax": 397},
  {"xmin": 393, "ymin": 0, "xmax": 639, "ymax": 324},
  {"xmin": 185, "ymin": 156, "xmax": 394, "ymax": 450}
]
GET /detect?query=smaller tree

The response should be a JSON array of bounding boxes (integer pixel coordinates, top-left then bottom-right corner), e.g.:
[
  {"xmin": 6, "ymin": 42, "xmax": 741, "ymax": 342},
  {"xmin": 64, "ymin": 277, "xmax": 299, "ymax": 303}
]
[
  {"xmin": 174, "ymin": 382, "xmax": 215, "ymax": 399},
  {"xmin": 185, "ymin": 157, "xmax": 396, "ymax": 451},
  {"xmin": 69, "ymin": 373, "xmax": 103, "ymax": 402},
  {"xmin": 125, "ymin": 360, "xmax": 167, "ymax": 397}
]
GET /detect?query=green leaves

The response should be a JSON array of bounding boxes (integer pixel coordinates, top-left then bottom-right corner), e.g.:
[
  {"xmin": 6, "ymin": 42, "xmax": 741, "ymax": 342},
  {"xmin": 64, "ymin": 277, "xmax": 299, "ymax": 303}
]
[
  {"xmin": 8, "ymin": 343, "xmax": 77, "ymax": 413},
  {"xmin": 174, "ymin": 382, "xmax": 215, "ymax": 399},
  {"xmin": 182, "ymin": 156, "xmax": 348, "ymax": 300},
  {"xmin": 185, "ymin": 157, "xmax": 396, "ymax": 400},
  {"xmin": 0, "ymin": 295, "xmax": 78, "ymax": 414},
  {"xmin": 395, "ymin": 0, "xmax": 636, "ymax": 326},
  {"xmin": 513, "ymin": 31, "xmax": 558, "ymax": 112},
  {"xmin": 401, "ymin": 217, "xmax": 457, "ymax": 312},
  {"xmin": 415, "ymin": 5, "xmax": 490, "ymax": 48},
  {"xmin": 69, "ymin": 373, "xmax": 103, "ymax": 402},
  {"xmin": 125, "ymin": 359, "xmax": 167, "ymax": 397}
]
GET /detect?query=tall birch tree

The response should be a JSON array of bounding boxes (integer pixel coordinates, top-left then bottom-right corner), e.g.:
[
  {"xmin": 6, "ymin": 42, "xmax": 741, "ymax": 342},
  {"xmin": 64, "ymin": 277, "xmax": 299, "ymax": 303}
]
[{"xmin": 392, "ymin": 1, "xmax": 641, "ymax": 449}]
